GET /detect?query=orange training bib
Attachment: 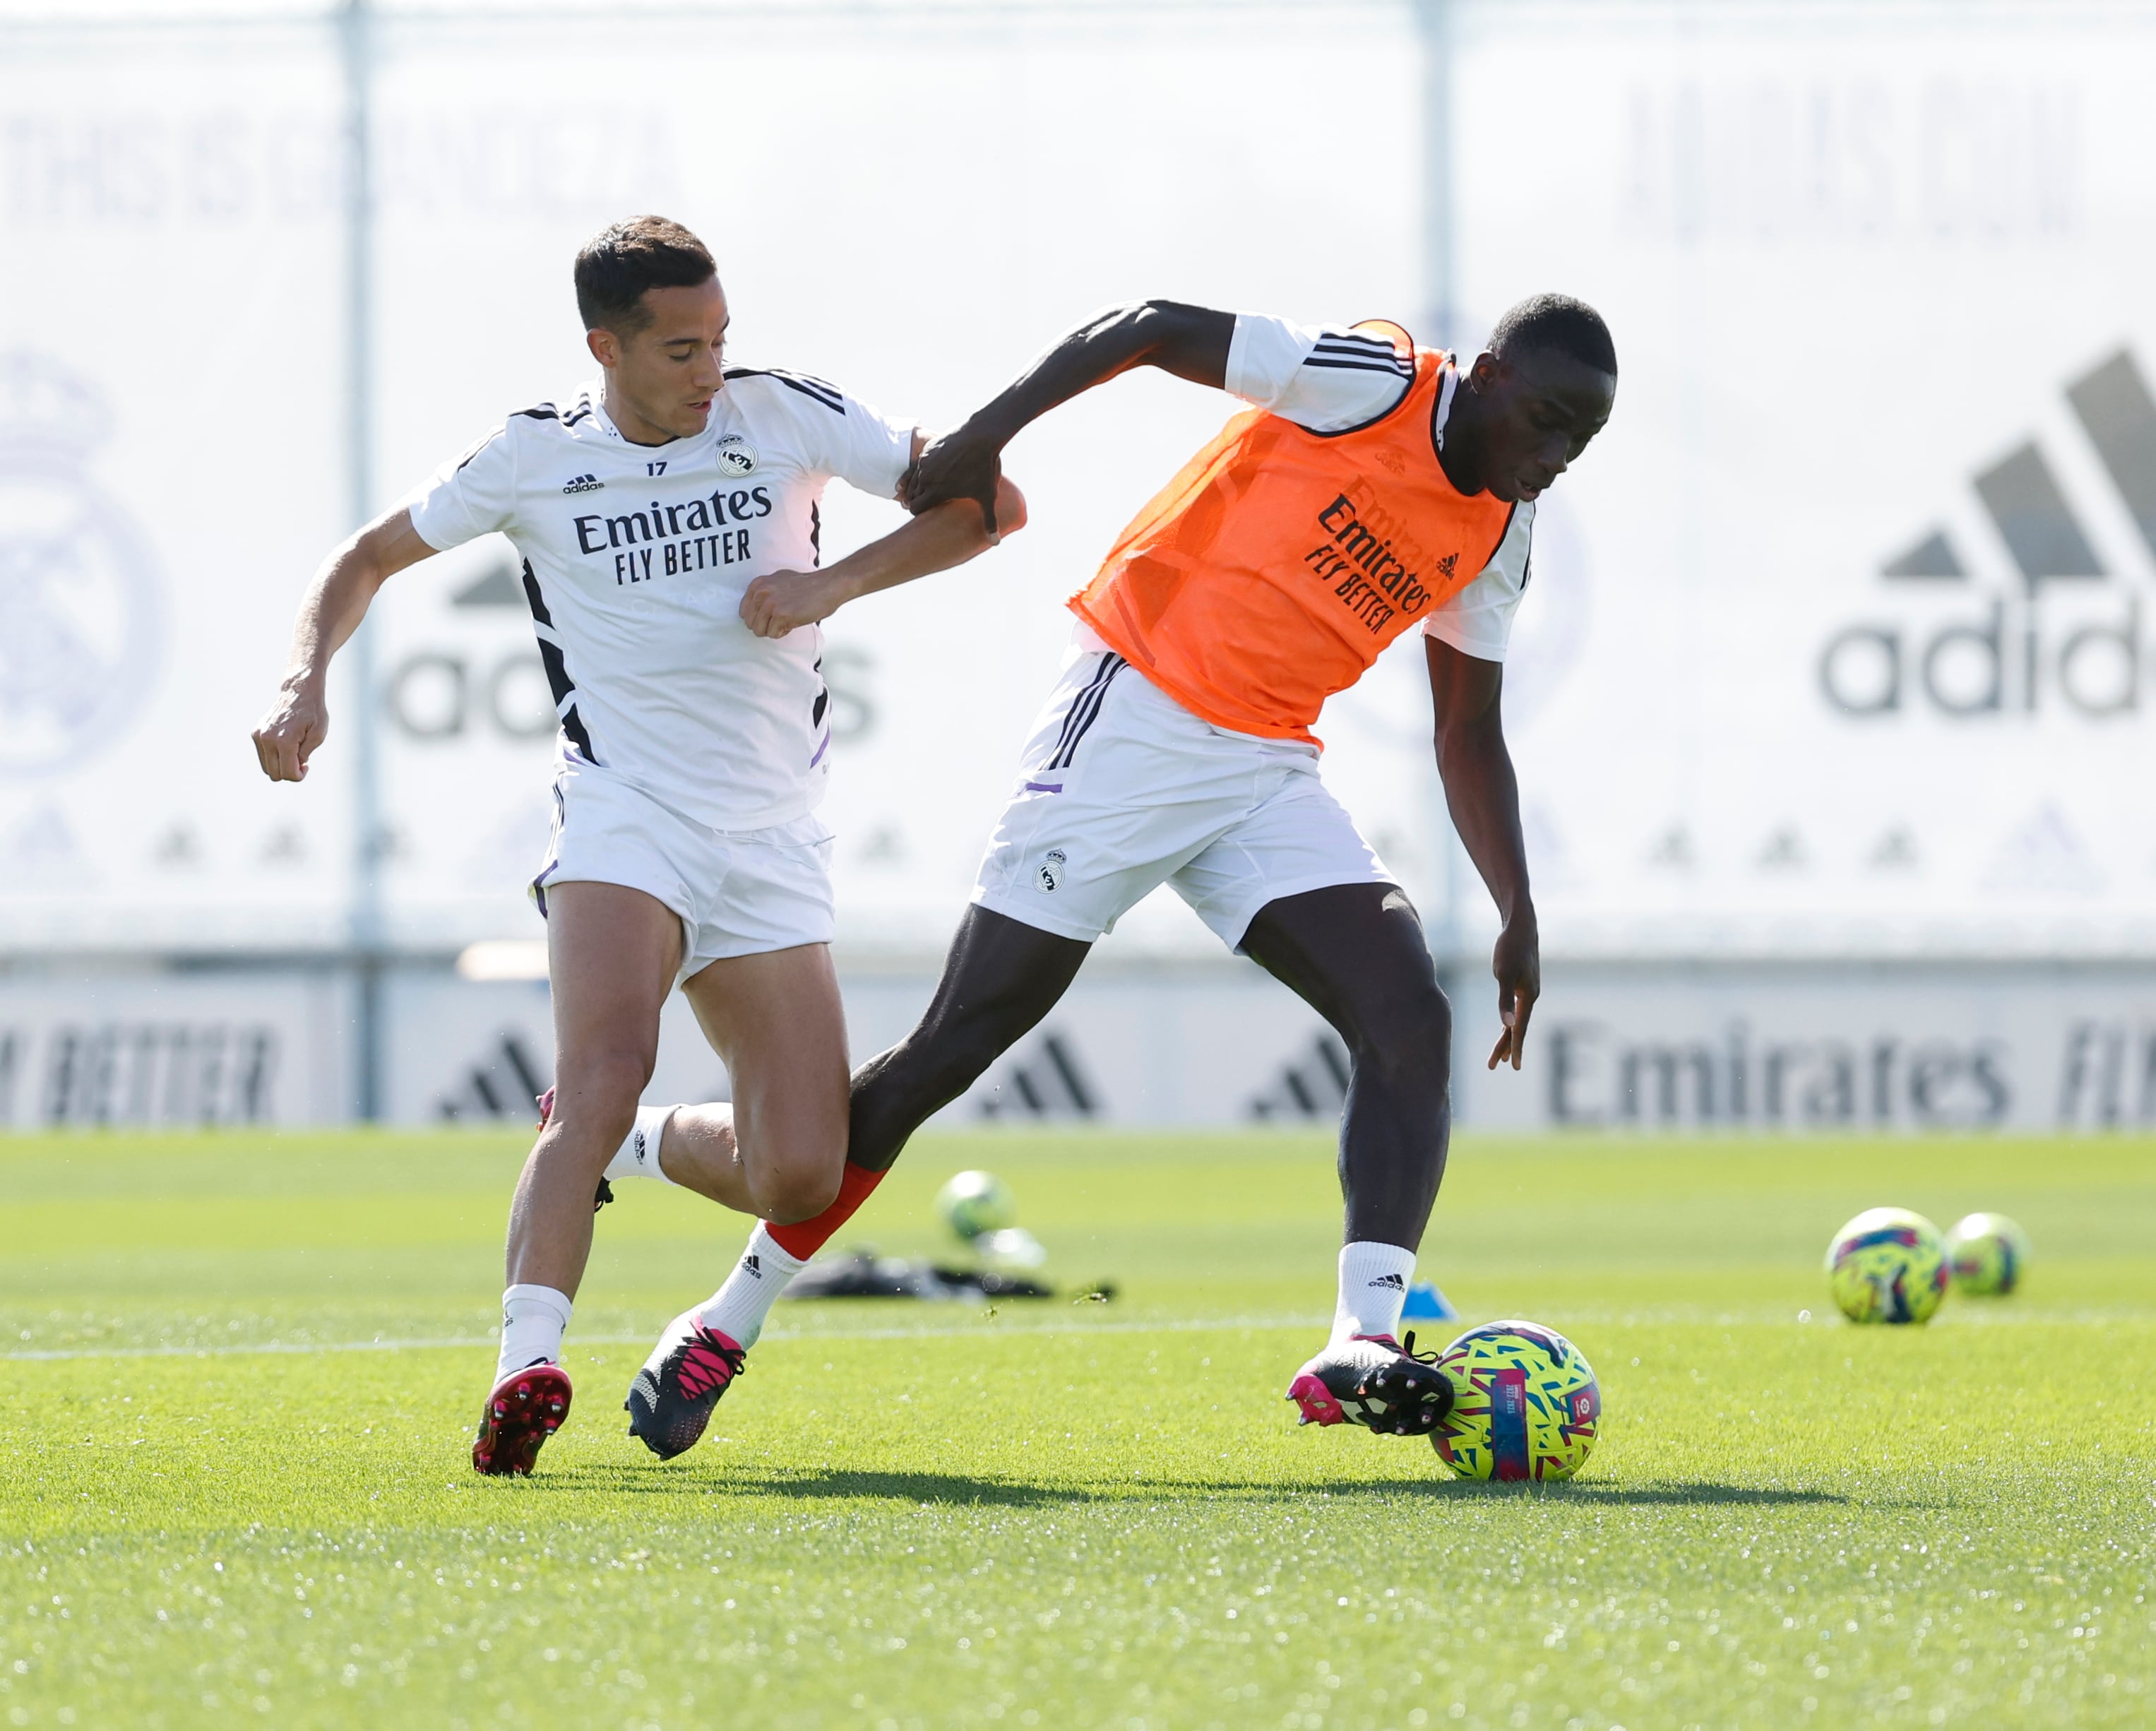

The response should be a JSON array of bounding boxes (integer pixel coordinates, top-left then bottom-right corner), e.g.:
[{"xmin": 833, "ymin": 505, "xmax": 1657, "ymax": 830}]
[{"xmin": 1070, "ymin": 340, "xmax": 1515, "ymax": 746}]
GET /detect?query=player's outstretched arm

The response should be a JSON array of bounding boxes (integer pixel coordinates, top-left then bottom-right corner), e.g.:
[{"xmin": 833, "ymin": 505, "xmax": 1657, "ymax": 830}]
[
  {"xmin": 251, "ymin": 507, "xmax": 437, "ymax": 783},
  {"xmin": 739, "ymin": 477, "xmax": 1027, "ymax": 640},
  {"xmin": 1425, "ymin": 635, "xmax": 1540, "ymax": 1072},
  {"xmin": 900, "ymin": 300, "xmax": 1235, "ymax": 535}
]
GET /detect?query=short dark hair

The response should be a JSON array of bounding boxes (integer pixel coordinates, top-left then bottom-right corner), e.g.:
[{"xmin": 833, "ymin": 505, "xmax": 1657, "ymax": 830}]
[
  {"xmin": 573, "ymin": 215, "xmax": 716, "ymax": 333},
  {"xmin": 1487, "ymin": 293, "xmax": 1616, "ymax": 376}
]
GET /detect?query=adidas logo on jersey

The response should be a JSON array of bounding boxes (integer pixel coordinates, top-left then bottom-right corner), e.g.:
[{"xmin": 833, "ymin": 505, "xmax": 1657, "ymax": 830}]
[
  {"xmin": 1435, "ymin": 552, "xmax": 1458, "ymax": 579},
  {"xmin": 1368, "ymin": 1273, "xmax": 1407, "ymax": 1290},
  {"xmin": 561, "ymin": 473, "xmax": 604, "ymax": 494},
  {"xmin": 741, "ymin": 1254, "xmax": 763, "ymax": 1279}
]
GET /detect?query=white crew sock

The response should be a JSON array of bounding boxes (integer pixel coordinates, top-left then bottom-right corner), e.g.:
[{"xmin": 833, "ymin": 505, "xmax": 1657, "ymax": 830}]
[
  {"xmin": 693, "ymin": 1223, "xmax": 806, "ymax": 1350},
  {"xmin": 602, "ymin": 1105, "xmax": 680, "ymax": 1184},
  {"xmin": 1331, "ymin": 1242, "xmax": 1417, "ymax": 1345},
  {"xmin": 497, "ymin": 1283, "xmax": 573, "ymax": 1379}
]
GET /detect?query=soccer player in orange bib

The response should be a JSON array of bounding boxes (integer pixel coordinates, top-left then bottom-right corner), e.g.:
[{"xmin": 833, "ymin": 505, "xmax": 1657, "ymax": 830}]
[{"xmin": 706, "ymin": 295, "xmax": 1614, "ymax": 1446}]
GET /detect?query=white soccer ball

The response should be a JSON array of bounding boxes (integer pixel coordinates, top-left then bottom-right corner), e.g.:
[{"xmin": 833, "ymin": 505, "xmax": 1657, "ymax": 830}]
[{"xmin": 936, "ymin": 1170, "xmax": 1016, "ymax": 1242}]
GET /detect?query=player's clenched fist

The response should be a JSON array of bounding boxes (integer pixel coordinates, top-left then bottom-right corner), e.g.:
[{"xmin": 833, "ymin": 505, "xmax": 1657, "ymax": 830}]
[
  {"xmin": 740, "ymin": 569, "xmax": 844, "ymax": 638},
  {"xmin": 252, "ymin": 680, "xmax": 328, "ymax": 783}
]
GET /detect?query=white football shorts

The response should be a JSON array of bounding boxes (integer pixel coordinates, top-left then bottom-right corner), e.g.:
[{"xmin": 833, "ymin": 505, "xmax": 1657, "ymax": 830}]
[
  {"xmin": 532, "ymin": 760, "xmax": 835, "ymax": 982},
  {"xmin": 971, "ymin": 646, "xmax": 1397, "ymax": 950}
]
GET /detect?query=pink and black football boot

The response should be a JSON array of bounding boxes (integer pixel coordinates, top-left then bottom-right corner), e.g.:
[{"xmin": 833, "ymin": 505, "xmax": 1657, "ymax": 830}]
[
  {"xmin": 624, "ymin": 1311, "xmax": 747, "ymax": 1461},
  {"xmin": 472, "ymin": 1362, "xmax": 573, "ymax": 1476},
  {"xmin": 534, "ymin": 1086, "xmax": 614, "ymax": 1213},
  {"xmin": 1287, "ymin": 1331, "xmax": 1455, "ymax": 1436}
]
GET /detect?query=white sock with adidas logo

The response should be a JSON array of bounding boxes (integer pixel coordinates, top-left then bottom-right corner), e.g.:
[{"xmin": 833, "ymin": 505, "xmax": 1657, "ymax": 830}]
[
  {"xmin": 693, "ymin": 1223, "xmax": 806, "ymax": 1350},
  {"xmin": 1331, "ymin": 1242, "xmax": 1417, "ymax": 1345},
  {"xmin": 602, "ymin": 1105, "xmax": 680, "ymax": 1184}
]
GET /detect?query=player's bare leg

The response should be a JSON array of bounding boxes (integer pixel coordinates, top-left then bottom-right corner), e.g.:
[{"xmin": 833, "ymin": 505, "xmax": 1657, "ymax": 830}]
[
  {"xmin": 620, "ymin": 905, "xmax": 1093, "ymax": 1441},
  {"xmin": 849, "ymin": 908, "xmax": 1092, "ymax": 1172},
  {"xmin": 645, "ymin": 943, "xmax": 852, "ymax": 1217},
  {"xmin": 1238, "ymin": 882, "xmax": 1457, "ymax": 1436},
  {"xmin": 625, "ymin": 942, "xmax": 852, "ymax": 1458},
  {"xmin": 475, "ymin": 881, "xmax": 679, "ymax": 1476}
]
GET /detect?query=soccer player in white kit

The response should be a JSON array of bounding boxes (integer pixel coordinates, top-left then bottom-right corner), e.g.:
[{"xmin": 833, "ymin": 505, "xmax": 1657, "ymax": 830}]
[{"xmin": 251, "ymin": 216, "xmax": 1023, "ymax": 1475}]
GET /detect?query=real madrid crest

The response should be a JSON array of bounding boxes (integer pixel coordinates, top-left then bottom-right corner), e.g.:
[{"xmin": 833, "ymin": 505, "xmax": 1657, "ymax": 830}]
[
  {"xmin": 0, "ymin": 354, "xmax": 166, "ymax": 778},
  {"xmin": 714, "ymin": 434, "xmax": 758, "ymax": 477}
]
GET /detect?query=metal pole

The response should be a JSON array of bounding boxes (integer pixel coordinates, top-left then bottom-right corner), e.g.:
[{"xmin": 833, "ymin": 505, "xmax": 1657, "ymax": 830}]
[
  {"xmin": 1417, "ymin": 0, "xmax": 1458, "ymax": 358},
  {"xmin": 1415, "ymin": 0, "xmax": 1470, "ymax": 1098},
  {"xmin": 341, "ymin": 0, "xmax": 385, "ymax": 1122}
]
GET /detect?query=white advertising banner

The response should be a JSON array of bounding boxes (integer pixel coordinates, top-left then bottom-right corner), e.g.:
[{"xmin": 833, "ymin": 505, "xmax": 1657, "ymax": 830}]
[
  {"xmin": 6, "ymin": 958, "xmax": 2150, "ymax": 1134},
  {"xmin": 1455, "ymin": 2, "xmax": 2156, "ymax": 958},
  {"xmin": 3, "ymin": 1, "xmax": 2155, "ymax": 975},
  {"xmin": 0, "ymin": 968, "xmax": 348, "ymax": 1129},
  {"xmin": 0, "ymin": 29, "xmax": 354, "ymax": 951}
]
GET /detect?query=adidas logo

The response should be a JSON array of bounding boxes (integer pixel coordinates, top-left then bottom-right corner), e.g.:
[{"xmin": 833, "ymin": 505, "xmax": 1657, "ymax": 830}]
[
  {"xmin": 1368, "ymin": 1273, "xmax": 1406, "ymax": 1290},
  {"xmin": 1820, "ymin": 345, "xmax": 2156, "ymax": 722},
  {"xmin": 561, "ymin": 473, "xmax": 604, "ymax": 494},
  {"xmin": 1246, "ymin": 1033, "xmax": 1350, "ymax": 1122},
  {"xmin": 631, "ymin": 1130, "xmax": 648, "ymax": 1165},
  {"xmin": 1435, "ymin": 552, "xmax": 1458, "ymax": 579},
  {"xmin": 742, "ymin": 1253, "xmax": 762, "ymax": 1279}
]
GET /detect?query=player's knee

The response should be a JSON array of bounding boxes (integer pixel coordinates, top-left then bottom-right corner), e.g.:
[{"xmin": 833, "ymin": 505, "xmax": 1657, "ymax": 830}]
[
  {"xmin": 1355, "ymin": 982, "xmax": 1452, "ymax": 1089},
  {"xmin": 549, "ymin": 1047, "xmax": 655, "ymax": 1145},
  {"xmin": 756, "ymin": 1155, "xmax": 844, "ymax": 1225}
]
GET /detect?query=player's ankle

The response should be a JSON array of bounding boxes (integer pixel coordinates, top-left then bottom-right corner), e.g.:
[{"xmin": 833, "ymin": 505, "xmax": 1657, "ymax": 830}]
[
  {"xmin": 693, "ymin": 1223, "xmax": 809, "ymax": 1351},
  {"xmin": 497, "ymin": 1283, "xmax": 573, "ymax": 1380},
  {"xmin": 1330, "ymin": 1242, "xmax": 1417, "ymax": 1345}
]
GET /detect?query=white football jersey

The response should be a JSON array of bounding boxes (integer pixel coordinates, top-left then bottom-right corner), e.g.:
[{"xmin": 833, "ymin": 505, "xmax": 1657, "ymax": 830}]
[{"xmin": 406, "ymin": 369, "xmax": 915, "ymax": 830}]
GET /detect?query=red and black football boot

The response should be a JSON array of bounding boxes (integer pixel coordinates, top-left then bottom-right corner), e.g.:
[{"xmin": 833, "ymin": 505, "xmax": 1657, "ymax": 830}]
[{"xmin": 472, "ymin": 1362, "xmax": 573, "ymax": 1476}]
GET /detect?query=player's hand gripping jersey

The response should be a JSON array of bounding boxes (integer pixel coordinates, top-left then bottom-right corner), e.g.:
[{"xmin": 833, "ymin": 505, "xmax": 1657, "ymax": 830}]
[
  {"xmin": 407, "ymin": 368, "xmax": 915, "ymax": 828},
  {"xmin": 1072, "ymin": 314, "xmax": 1536, "ymax": 742}
]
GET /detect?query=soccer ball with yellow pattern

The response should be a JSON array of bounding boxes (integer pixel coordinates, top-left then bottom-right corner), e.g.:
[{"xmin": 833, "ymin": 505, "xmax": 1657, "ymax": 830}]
[
  {"xmin": 1945, "ymin": 1212, "xmax": 2031, "ymax": 1296},
  {"xmin": 1429, "ymin": 1320, "xmax": 1600, "ymax": 1482},
  {"xmin": 1825, "ymin": 1206, "xmax": 1949, "ymax": 1324}
]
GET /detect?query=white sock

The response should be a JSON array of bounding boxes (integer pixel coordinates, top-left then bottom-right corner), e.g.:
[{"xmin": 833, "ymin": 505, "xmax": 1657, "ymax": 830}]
[
  {"xmin": 693, "ymin": 1223, "xmax": 806, "ymax": 1350},
  {"xmin": 497, "ymin": 1283, "xmax": 573, "ymax": 1379},
  {"xmin": 1331, "ymin": 1242, "xmax": 1417, "ymax": 1344},
  {"xmin": 603, "ymin": 1105, "xmax": 679, "ymax": 1184}
]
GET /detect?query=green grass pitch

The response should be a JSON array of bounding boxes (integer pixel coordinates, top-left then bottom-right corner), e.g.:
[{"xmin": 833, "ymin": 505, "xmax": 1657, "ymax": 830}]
[{"xmin": 4, "ymin": 1129, "xmax": 2153, "ymax": 1730}]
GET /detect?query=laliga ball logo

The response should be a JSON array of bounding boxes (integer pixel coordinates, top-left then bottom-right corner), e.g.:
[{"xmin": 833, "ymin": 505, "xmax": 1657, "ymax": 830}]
[{"xmin": 0, "ymin": 352, "xmax": 165, "ymax": 778}]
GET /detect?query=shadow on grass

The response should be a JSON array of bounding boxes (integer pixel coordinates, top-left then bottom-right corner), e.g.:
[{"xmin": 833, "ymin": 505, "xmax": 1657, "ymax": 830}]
[
  {"xmin": 536, "ymin": 1465, "xmax": 1101, "ymax": 1506},
  {"xmin": 1395, "ymin": 1480, "xmax": 1852, "ymax": 1506},
  {"xmin": 528, "ymin": 1465, "xmax": 1852, "ymax": 1509}
]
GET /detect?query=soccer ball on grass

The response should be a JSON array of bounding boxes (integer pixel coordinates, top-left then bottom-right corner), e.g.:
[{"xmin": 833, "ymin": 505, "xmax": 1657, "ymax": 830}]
[
  {"xmin": 1825, "ymin": 1206, "xmax": 1948, "ymax": 1324},
  {"xmin": 1430, "ymin": 1320, "xmax": 1600, "ymax": 1482},
  {"xmin": 1945, "ymin": 1212, "xmax": 2030, "ymax": 1295},
  {"xmin": 935, "ymin": 1169, "xmax": 1016, "ymax": 1243}
]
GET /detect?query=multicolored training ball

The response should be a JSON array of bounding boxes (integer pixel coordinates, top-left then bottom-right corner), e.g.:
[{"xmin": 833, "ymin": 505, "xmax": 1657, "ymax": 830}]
[
  {"xmin": 1826, "ymin": 1206, "xmax": 1949, "ymax": 1324},
  {"xmin": 1430, "ymin": 1320, "xmax": 1600, "ymax": 1482}
]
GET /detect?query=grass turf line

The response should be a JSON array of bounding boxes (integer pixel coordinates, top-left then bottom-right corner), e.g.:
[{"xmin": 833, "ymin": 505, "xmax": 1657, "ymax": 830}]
[{"xmin": 1, "ymin": 1130, "xmax": 2152, "ymax": 1730}]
